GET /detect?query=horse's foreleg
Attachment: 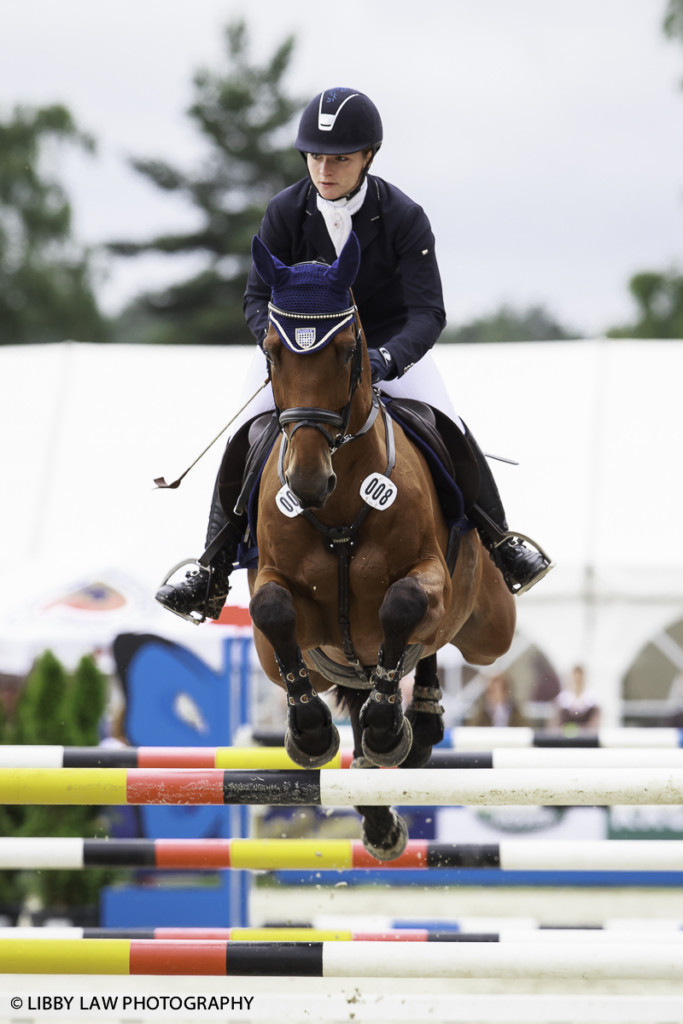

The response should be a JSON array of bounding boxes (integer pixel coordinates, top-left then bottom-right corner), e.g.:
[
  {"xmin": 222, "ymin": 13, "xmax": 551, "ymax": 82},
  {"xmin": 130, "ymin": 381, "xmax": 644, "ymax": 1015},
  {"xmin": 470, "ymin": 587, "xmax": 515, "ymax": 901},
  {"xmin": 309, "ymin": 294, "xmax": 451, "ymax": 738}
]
[
  {"xmin": 341, "ymin": 689, "xmax": 409, "ymax": 861},
  {"xmin": 249, "ymin": 581, "xmax": 340, "ymax": 768},
  {"xmin": 359, "ymin": 577, "xmax": 429, "ymax": 767},
  {"xmin": 403, "ymin": 653, "xmax": 445, "ymax": 768}
]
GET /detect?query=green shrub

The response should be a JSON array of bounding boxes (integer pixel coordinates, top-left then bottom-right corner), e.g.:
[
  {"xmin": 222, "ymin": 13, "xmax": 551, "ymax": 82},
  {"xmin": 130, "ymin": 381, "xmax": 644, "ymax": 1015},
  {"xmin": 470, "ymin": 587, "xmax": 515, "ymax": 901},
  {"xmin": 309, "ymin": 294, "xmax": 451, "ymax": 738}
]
[{"xmin": 0, "ymin": 651, "xmax": 128, "ymax": 919}]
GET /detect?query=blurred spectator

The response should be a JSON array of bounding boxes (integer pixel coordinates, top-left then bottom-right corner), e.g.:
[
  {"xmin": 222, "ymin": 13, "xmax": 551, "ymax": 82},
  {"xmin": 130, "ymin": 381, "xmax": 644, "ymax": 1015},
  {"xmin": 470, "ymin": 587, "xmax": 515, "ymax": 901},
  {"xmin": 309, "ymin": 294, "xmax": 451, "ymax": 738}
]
[
  {"xmin": 467, "ymin": 672, "xmax": 529, "ymax": 727},
  {"xmin": 551, "ymin": 664, "xmax": 601, "ymax": 732}
]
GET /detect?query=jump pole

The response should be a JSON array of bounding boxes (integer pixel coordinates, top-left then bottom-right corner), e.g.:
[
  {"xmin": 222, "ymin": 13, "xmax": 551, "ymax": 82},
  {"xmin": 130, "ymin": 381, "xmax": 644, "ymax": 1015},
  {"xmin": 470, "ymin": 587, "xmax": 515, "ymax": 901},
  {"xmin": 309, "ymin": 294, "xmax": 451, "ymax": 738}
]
[
  {"xmin": 6, "ymin": 744, "xmax": 683, "ymax": 769},
  {"xmin": 447, "ymin": 726, "xmax": 683, "ymax": 749},
  {"xmin": 1, "ymin": 838, "xmax": 683, "ymax": 871},
  {"xmin": 242, "ymin": 725, "xmax": 683, "ymax": 749},
  {"xmin": 0, "ymin": 745, "xmax": 350, "ymax": 769},
  {"xmin": 3, "ymin": 926, "xmax": 683, "ymax": 943},
  {"xmin": 2, "ymin": 767, "xmax": 683, "ymax": 805},
  {"xmin": 3, "ymin": 938, "xmax": 683, "ymax": 978}
]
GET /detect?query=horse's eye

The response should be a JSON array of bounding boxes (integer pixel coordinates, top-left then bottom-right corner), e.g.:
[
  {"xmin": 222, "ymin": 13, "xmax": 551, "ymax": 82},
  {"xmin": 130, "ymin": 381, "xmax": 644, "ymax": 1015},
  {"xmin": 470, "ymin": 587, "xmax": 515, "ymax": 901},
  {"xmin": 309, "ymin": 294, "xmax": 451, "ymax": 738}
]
[{"xmin": 343, "ymin": 346, "xmax": 355, "ymax": 365}]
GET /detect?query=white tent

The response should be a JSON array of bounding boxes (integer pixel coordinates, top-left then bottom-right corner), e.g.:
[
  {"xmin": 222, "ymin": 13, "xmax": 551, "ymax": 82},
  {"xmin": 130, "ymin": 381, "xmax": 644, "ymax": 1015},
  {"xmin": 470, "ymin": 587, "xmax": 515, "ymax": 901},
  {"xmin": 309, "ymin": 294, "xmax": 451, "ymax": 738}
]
[{"xmin": 1, "ymin": 339, "xmax": 682, "ymax": 724}]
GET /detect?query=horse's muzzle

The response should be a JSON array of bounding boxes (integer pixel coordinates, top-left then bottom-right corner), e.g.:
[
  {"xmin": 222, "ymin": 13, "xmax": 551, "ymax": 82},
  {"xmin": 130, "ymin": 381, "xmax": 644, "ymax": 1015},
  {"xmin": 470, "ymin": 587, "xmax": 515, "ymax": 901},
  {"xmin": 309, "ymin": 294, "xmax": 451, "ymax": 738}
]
[{"xmin": 286, "ymin": 468, "xmax": 337, "ymax": 509}]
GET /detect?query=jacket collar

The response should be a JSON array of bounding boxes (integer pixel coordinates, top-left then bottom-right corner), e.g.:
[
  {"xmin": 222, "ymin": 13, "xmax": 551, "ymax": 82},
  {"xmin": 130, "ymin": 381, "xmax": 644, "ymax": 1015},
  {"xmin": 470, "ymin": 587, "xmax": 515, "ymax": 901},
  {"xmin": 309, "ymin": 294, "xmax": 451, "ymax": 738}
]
[{"xmin": 302, "ymin": 175, "xmax": 381, "ymax": 262}]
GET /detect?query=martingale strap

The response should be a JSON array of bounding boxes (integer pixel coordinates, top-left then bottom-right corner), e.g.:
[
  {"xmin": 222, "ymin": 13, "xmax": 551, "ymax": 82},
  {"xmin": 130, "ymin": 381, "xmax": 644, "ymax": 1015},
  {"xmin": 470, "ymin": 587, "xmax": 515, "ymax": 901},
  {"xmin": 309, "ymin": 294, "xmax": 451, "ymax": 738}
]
[{"xmin": 296, "ymin": 402, "xmax": 397, "ymax": 684}]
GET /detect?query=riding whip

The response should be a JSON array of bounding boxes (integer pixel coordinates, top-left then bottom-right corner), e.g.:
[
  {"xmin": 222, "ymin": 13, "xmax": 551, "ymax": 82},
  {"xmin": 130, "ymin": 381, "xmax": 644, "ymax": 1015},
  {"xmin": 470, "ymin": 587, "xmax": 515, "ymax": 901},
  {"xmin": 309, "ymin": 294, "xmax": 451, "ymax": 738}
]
[
  {"xmin": 153, "ymin": 378, "xmax": 270, "ymax": 490},
  {"xmin": 484, "ymin": 452, "xmax": 519, "ymax": 465}
]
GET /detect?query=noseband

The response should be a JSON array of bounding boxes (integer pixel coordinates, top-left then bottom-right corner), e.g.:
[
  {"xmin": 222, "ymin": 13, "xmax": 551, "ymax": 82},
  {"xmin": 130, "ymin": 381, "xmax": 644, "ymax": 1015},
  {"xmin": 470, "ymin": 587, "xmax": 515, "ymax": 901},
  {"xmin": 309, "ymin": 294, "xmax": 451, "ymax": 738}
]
[{"xmin": 272, "ymin": 310, "xmax": 379, "ymax": 453}]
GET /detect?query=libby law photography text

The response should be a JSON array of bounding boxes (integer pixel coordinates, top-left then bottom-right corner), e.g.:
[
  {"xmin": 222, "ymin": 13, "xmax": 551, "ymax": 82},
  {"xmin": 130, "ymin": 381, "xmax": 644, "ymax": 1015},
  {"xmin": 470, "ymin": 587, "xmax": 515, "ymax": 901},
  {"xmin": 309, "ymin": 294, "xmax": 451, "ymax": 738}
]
[{"xmin": 9, "ymin": 993, "xmax": 255, "ymax": 1012}]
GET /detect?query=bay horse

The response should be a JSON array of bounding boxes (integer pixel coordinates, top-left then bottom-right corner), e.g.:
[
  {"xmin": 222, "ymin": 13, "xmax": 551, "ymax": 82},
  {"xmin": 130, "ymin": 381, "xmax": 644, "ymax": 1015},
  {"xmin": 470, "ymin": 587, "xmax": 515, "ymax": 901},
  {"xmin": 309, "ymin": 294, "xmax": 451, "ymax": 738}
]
[{"xmin": 247, "ymin": 233, "xmax": 516, "ymax": 859}]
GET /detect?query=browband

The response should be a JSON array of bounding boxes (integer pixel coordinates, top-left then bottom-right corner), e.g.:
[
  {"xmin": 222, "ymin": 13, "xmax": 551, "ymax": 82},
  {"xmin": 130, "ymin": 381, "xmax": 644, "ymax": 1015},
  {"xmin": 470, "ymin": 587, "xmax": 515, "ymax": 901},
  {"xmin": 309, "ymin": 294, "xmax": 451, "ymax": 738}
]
[{"xmin": 268, "ymin": 302, "xmax": 357, "ymax": 354}]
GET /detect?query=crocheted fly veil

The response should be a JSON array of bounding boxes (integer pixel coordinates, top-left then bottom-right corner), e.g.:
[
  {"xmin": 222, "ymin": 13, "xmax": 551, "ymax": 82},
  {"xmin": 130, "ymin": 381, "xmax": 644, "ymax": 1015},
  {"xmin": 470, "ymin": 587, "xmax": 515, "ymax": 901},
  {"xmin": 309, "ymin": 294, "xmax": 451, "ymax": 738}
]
[{"xmin": 251, "ymin": 233, "xmax": 361, "ymax": 353}]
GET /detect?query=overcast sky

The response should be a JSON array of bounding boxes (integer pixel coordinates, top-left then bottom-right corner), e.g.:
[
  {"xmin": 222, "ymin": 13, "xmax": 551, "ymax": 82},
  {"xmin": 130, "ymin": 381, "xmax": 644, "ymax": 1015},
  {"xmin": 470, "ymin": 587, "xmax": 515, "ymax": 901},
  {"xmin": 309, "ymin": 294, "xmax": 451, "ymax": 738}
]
[{"xmin": 3, "ymin": 0, "xmax": 683, "ymax": 336}]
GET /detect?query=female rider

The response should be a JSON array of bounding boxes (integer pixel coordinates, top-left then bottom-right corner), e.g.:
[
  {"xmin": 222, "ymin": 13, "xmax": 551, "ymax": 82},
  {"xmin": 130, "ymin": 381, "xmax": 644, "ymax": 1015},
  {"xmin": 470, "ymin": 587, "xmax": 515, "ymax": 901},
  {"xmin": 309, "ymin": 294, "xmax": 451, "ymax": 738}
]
[{"xmin": 156, "ymin": 87, "xmax": 551, "ymax": 622}]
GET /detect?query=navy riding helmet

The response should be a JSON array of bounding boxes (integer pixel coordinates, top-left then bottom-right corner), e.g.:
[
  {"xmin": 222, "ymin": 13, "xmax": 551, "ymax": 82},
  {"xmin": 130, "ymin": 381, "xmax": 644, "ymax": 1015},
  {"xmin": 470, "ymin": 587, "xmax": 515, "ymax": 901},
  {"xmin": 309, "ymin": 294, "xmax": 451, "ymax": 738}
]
[{"xmin": 295, "ymin": 87, "xmax": 383, "ymax": 156}]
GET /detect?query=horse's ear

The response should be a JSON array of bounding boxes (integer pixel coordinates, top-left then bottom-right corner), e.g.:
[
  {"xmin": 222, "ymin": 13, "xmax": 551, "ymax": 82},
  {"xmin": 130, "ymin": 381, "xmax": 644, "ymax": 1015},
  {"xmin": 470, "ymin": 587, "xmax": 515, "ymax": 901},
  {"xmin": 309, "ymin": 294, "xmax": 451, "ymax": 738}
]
[
  {"xmin": 251, "ymin": 235, "xmax": 290, "ymax": 289},
  {"xmin": 330, "ymin": 232, "xmax": 361, "ymax": 291}
]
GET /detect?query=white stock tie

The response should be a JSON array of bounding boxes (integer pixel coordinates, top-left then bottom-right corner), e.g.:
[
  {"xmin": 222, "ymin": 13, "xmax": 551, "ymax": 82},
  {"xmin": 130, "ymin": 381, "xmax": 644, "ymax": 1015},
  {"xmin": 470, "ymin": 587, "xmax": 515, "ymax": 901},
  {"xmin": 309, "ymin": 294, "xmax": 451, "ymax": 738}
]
[{"xmin": 316, "ymin": 180, "xmax": 368, "ymax": 255}]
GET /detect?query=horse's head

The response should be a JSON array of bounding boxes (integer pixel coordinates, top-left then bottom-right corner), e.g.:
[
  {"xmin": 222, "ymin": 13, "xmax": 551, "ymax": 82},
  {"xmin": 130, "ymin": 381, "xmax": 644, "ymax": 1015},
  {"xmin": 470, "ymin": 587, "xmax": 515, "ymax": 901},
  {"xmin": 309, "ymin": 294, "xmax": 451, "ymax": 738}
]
[{"xmin": 252, "ymin": 233, "xmax": 372, "ymax": 509}]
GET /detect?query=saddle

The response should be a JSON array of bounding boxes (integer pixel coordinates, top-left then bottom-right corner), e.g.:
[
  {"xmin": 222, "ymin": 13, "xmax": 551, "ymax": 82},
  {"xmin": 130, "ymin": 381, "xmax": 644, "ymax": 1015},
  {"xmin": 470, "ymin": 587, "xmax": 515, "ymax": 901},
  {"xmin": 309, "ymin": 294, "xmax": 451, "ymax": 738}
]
[
  {"xmin": 229, "ymin": 399, "xmax": 479, "ymax": 571},
  {"xmin": 382, "ymin": 397, "xmax": 480, "ymax": 522}
]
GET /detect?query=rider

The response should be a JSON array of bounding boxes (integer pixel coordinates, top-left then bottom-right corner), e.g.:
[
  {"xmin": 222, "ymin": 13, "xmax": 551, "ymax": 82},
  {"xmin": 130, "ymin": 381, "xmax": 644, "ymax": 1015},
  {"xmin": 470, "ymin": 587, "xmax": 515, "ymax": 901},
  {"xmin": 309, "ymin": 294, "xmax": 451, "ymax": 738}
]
[{"xmin": 156, "ymin": 87, "xmax": 551, "ymax": 622}]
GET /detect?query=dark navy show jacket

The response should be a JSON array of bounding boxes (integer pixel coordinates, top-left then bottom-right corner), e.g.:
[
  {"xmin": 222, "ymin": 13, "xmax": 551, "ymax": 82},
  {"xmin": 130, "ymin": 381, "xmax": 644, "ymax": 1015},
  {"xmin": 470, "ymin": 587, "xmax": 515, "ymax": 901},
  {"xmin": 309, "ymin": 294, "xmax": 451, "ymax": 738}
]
[{"xmin": 243, "ymin": 174, "xmax": 447, "ymax": 377}]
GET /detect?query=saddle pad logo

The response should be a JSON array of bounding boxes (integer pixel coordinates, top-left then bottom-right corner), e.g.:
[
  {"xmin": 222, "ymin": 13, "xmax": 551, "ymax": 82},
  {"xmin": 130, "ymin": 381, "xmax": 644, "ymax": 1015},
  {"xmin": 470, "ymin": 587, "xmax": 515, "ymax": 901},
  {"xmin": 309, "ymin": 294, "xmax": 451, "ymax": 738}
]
[
  {"xmin": 295, "ymin": 327, "xmax": 317, "ymax": 349},
  {"xmin": 360, "ymin": 472, "xmax": 398, "ymax": 510},
  {"xmin": 276, "ymin": 484, "xmax": 303, "ymax": 518}
]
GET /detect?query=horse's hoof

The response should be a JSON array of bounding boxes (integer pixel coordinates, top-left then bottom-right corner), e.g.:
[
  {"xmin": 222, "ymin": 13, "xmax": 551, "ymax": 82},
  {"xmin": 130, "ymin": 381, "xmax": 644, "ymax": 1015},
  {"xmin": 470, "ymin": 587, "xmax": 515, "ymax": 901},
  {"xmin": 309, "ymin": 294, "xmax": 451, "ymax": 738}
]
[
  {"xmin": 350, "ymin": 755, "xmax": 375, "ymax": 769},
  {"xmin": 284, "ymin": 723, "xmax": 340, "ymax": 769},
  {"xmin": 362, "ymin": 810, "xmax": 409, "ymax": 861},
  {"xmin": 400, "ymin": 741, "xmax": 432, "ymax": 768},
  {"xmin": 361, "ymin": 717, "xmax": 413, "ymax": 768}
]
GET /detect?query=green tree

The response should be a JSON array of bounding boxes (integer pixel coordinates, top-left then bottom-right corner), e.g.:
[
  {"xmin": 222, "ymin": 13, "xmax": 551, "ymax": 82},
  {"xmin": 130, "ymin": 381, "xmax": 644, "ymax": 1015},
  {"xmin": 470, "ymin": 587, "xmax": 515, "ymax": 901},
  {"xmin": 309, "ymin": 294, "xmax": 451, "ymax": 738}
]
[
  {"xmin": 664, "ymin": 0, "xmax": 683, "ymax": 46},
  {"xmin": 441, "ymin": 304, "xmax": 580, "ymax": 344},
  {"xmin": 109, "ymin": 20, "xmax": 304, "ymax": 345},
  {"xmin": 606, "ymin": 270, "xmax": 683, "ymax": 338},
  {"xmin": 65, "ymin": 655, "xmax": 108, "ymax": 745},
  {"xmin": 0, "ymin": 652, "xmax": 126, "ymax": 919},
  {"xmin": 11, "ymin": 649, "xmax": 68, "ymax": 745},
  {"xmin": 602, "ymin": 3, "xmax": 683, "ymax": 340},
  {"xmin": 0, "ymin": 104, "xmax": 108, "ymax": 345}
]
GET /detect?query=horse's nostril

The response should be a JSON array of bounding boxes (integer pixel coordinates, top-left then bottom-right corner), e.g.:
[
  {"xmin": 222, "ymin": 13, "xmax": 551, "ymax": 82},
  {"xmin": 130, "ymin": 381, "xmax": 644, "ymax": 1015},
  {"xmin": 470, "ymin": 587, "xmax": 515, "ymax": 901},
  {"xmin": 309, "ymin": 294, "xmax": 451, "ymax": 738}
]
[{"xmin": 327, "ymin": 474, "xmax": 336, "ymax": 495}]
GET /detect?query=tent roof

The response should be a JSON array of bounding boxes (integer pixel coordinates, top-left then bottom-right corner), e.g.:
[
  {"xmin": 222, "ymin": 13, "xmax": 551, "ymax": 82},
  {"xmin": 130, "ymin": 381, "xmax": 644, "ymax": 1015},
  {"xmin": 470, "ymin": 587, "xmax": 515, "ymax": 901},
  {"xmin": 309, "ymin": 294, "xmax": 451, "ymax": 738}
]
[{"xmin": 1, "ymin": 339, "xmax": 681, "ymax": 683}]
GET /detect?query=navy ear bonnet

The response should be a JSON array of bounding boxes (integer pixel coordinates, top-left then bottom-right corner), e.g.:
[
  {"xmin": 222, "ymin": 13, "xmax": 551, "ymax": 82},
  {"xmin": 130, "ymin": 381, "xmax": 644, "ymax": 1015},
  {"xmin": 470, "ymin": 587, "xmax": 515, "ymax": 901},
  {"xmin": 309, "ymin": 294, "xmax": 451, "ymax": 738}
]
[{"xmin": 251, "ymin": 233, "xmax": 361, "ymax": 353}]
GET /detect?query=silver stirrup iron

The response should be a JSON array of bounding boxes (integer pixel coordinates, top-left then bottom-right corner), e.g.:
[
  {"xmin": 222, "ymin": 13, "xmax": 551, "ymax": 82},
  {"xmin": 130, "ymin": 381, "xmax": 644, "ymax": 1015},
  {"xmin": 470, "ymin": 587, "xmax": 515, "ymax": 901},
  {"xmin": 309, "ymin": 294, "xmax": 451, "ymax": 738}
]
[
  {"xmin": 492, "ymin": 531, "xmax": 554, "ymax": 596},
  {"xmin": 156, "ymin": 558, "xmax": 214, "ymax": 625}
]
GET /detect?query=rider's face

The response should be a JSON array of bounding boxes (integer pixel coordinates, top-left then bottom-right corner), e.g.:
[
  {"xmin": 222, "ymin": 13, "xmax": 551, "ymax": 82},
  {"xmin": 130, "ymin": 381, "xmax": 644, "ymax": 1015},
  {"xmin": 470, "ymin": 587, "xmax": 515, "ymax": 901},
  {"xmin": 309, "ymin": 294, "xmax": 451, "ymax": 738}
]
[{"xmin": 306, "ymin": 150, "xmax": 371, "ymax": 201}]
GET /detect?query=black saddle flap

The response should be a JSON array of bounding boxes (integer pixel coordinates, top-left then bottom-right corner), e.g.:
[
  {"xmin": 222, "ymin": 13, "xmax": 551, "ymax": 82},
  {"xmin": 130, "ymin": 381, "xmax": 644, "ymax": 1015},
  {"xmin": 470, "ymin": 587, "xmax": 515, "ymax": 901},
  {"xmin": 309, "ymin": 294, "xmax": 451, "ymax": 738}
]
[
  {"xmin": 384, "ymin": 397, "xmax": 480, "ymax": 513},
  {"xmin": 234, "ymin": 411, "xmax": 280, "ymax": 518}
]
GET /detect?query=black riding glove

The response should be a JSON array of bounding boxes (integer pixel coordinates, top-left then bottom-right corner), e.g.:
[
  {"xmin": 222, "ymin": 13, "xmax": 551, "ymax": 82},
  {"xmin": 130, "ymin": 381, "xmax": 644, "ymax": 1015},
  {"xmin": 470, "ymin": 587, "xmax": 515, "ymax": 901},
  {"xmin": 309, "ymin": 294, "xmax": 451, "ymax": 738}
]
[{"xmin": 368, "ymin": 347, "xmax": 395, "ymax": 384}]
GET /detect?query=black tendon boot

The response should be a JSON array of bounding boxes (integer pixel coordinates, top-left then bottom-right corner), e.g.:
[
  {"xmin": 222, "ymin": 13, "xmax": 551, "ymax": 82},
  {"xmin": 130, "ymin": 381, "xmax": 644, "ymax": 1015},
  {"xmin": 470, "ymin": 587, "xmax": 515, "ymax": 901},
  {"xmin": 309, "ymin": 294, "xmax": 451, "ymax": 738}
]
[{"xmin": 465, "ymin": 426, "xmax": 552, "ymax": 596}]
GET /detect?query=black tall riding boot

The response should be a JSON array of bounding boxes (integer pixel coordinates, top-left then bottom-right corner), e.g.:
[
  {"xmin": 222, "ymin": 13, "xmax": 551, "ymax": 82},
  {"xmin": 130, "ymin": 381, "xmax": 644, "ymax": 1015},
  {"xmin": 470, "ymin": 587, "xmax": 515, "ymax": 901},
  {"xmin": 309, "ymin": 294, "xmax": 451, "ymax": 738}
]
[
  {"xmin": 155, "ymin": 412, "xmax": 280, "ymax": 622},
  {"xmin": 155, "ymin": 425, "xmax": 253, "ymax": 622},
  {"xmin": 464, "ymin": 425, "xmax": 552, "ymax": 595},
  {"xmin": 154, "ymin": 479, "xmax": 244, "ymax": 623}
]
